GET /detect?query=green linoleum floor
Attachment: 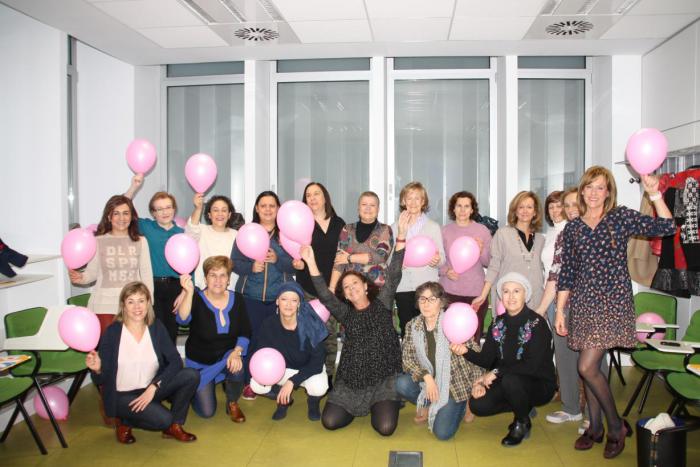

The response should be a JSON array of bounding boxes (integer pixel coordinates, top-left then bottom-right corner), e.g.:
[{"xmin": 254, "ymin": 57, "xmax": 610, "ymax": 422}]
[{"xmin": 1, "ymin": 366, "xmax": 698, "ymax": 467}]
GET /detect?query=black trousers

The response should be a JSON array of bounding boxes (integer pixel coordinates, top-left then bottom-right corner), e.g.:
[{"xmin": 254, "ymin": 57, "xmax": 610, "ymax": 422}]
[
  {"xmin": 153, "ymin": 279, "xmax": 181, "ymax": 343},
  {"xmin": 469, "ymin": 373, "xmax": 555, "ymax": 421},
  {"xmin": 395, "ymin": 291, "xmax": 419, "ymax": 338},
  {"xmin": 116, "ymin": 368, "xmax": 199, "ymax": 430}
]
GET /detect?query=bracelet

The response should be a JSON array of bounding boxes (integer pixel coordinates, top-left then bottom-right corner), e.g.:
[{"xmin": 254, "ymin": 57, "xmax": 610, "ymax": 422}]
[
  {"xmin": 648, "ymin": 192, "xmax": 662, "ymax": 202},
  {"xmin": 347, "ymin": 254, "xmax": 352, "ymax": 264},
  {"xmin": 396, "ymin": 238, "xmax": 406, "ymax": 243}
]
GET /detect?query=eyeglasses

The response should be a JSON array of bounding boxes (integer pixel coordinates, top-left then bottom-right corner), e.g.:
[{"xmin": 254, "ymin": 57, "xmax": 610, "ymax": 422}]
[
  {"xmin": 417, "ymin": 296, "xmax": 438, "ymax": 304},
  {"xmin": 154, "ymin": 206, "xmax": 174, "ymax": 213}
]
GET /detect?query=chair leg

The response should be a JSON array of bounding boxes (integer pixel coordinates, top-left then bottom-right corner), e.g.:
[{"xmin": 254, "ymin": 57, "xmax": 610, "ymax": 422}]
[
  {"xmin": 611, "ymin": 350, "xmax": 626, "ymax": 386},
  {"xmin": 623, "ymin": 371, "xmax": 650, "ymax": 417},
  {"xmin": 16, "ymin": 400, "xmax": 48, "ymax": 455},
  {"xmin": 67, "ymin": 370, "xmax": 87, "ymax": 404},
  {"xmin": 667, "ymin": 398, "xmax": 678, "ymax": 416},
  {"xmin": 33, "ymin": 379, "xmax": 68, "ymax": 448},
  {"xmin": 0, "ymin": 403, "xmax": 22, "ymax": 443},
  {"xmin": 637, "ymin": 370, "xmax": 656, "ymax": 414}
]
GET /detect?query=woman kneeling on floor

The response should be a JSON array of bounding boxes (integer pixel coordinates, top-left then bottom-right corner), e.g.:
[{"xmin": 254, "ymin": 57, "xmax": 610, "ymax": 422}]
[
  {"xmin": 178, "ymin": 256, "xmax": 251, "ymax": 422},
  {"xmin": 250, "ymin": 281, "xmax": 329, "ymax": 421},
  {"xmin": 451, "ymin": 272, "xmax": 555, "ymax": 446},
  {"xmin": 86, "ymin": 281, "xmax": 199, "ymax": 444},
  {"xmin": 397, "ymin": 281, "xmax": 483, "ymax": 440}
]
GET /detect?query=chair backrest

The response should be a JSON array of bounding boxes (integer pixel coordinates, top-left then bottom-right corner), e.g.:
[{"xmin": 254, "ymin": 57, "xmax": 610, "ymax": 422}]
[
  {"xmin": 683, "ymin": 310, "xmax": 700, "ymax": 342},
  {"xmin": 634, "ymin": 292, "xmax": 677, "ymax": 340},
  {"xmin": 67, "ymin": 293, "xmax": 90, "ymax": 307},
  {"xmin": 4, "ymin": 307, "xmax": 47, "ymax": 339},
  {"xmin": 483, "ymin": 309, "xmax": 493, "ymax": 334}
]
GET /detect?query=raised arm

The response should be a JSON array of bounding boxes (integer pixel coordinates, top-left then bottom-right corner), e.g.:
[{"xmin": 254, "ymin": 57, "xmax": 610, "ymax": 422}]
[
  {"xmin": 377, "ymin": 211, "xmax": 409, "ymax": 309},
  {"xmin": 301, "ymin": 245, "xmax": 350, "ymax": 324},
  {"xmin": 177, "ymin": 274, "xmax": 195, "ymax": 322},
  {"xmin": 124, "ymin": 173, "xmax": 143, "ymax": 199}
]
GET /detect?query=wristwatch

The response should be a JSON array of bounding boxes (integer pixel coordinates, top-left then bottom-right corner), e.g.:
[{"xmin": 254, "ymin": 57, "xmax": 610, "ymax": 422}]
[{"xmin": 347, "ymin": 254, "xmax": 352, "ymax": 264}]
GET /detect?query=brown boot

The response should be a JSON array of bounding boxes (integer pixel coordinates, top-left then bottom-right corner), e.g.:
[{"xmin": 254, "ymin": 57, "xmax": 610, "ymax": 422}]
[
  {"xmin": 162, "ymin": 423, "xmax": 197, "ymax": 442},
  {"xmin": 227, "ymin": 401, "xmax": 246, "ymax": 423},
  {"xmin": 115, "ymin": 421, "xmax": 135, "ymax": 444}
]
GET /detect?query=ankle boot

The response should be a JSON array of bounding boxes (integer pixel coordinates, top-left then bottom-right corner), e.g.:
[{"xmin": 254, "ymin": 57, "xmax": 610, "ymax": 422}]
[
  {"xmin": 115, "ymin": 420, "xmax": 135, "ymax": 444},
  {"xmin": 501, "ymin": 418, "xmax": 531, "ymax": 447},
  {"xmin": 272, "ymin": 399, "xmax": 293, "ymax": 421},
  {"xmin": 227, "ymin": 401, "xmax": 246, "ymax": 423},
  {"xmin": 307, "ymin": 396, "xmax": 322, "ymax": 421},
  {"xmin": 162, "ymin": 423, "xmax": 197, "ymax": 442}
]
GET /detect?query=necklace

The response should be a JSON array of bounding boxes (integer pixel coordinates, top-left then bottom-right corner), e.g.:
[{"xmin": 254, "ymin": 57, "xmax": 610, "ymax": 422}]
[{"xmin": 514, "ymin": 228, "xmax": 534, "ymax": 270}]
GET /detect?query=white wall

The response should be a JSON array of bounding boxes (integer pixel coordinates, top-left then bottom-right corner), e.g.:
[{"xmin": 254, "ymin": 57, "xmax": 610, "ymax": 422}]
[
  {"xmin": 643, "ymin": 20, "xmax": 700, "ymax": 151},
  {"xmin": 0, "ymin": 4, "xmax": 67, "ymax": 254}
]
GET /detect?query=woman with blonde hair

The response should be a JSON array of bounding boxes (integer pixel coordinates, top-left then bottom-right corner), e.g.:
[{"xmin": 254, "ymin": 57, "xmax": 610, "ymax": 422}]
[
  {"xmin": 85, "ymin": 282, "xmax": 199, "ymax": 444},
  {"xmin": 472, "ymin": 191, "xmax": 545, "ymax": 312},
  {"xmin": 556, "ymin": 166, "xmax": 674, "ymax": 458}
]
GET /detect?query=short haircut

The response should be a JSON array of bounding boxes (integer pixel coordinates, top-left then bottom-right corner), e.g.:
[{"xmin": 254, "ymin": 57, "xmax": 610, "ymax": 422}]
[
  {"xmin": 203, "ymin": 255, "xmax": 233, "ymax": 277},
  {"xmin": 148, "ymin": 192, "xmax": 178, "ymax": 215},
  {"xmin": 335, "ymin": 270, "xmax": 380, "ymax": 304},
  {"xmin": 116, "ymin": 282, "xmax": 155, "ymax": 326},
  {"xmin": 399, "ymin": 182, "xmax": 429, "ymax": 213},
  {"xmin": 414, "ymin": 281, "xmax": 448, "ymax": 309},
  {"xmin": 447, "ymin": 191, "xmax": 479, "ymax": 221}
]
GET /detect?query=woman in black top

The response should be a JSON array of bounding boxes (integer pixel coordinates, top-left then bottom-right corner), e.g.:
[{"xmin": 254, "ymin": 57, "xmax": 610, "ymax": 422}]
[
  {"xmin": 249, "ymin": 281, "xmax": 328, "ymax": 421},
  {"xmin": 299, "ymin": 211, "xmax": 410, "ymax": 436},
  {"xmin": 451, "ymin": 272, "xmax": 555, "ymax": 447},
  {"xmin": 293, "ymin": 182, "xmax": 345, "ymax": 386},
  {"xmin": 178, "ymin": 256, "xmax": 251, "ymax": 423}
]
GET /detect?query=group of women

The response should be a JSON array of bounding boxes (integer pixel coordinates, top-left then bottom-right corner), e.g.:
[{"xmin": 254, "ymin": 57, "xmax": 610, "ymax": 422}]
[{"xmin": 77, "ymin": 166, "xmax": 675, "ymax": 459}]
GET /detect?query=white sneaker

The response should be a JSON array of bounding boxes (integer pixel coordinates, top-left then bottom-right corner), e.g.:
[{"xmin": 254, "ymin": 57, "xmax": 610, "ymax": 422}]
[
  {"xmin": 577, "ymin": 419, "xmax": 590, "ymax": 435},
  {"xmin": 545, "ymin": 410, "xmax": 583, "ymax": 424}
]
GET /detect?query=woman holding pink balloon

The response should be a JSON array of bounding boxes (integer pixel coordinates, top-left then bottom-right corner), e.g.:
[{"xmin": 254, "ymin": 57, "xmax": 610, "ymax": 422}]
[
  {"xmin": 231, "ymin": 191, "xmax": 295, "ymax": 400},
  {"xmin": 393, "ymin": 182, "xmax": 445, "ymax": 337},
  {"xmin": 453, "ymin": 272, "xmax": 555, "ymax": 447},
  {"xmin": 69, "ymin": 195, "xmax": 154, "ymax": 336},
  {"xmin": 126, "ymin": 175, "xmax": 186, "ymax": 343},
  {"xmin": 396, "ymin": 282, "xmax": 483, "ymax": 440},
  {"xmin": 439, "ymin": 191, "xmax": 491, "ymax": 342},
  {"xmin": 249, "ymin": 282, "xmax": 328, "ymax": 421},
  {"xmin": 300, "ymin": 211, "xmax": 410, "ymax": 436},
  {"xmin": 555, "ymin": 166, "xmax": 675, "ymax": 458},
  {"xmin": 177, "ymin": 256, "xmax": 251, "ymax": 422},
  {"xmin": 473, "ymin": 191, "xmax": 545, "ymax": 312},
  {"xmin": 186, "ymin": 193, "xmax": 243, "ymax": 289},
  {"xmin": 86, "ymin": 281, "xmax": 199, "ymax": 444}
]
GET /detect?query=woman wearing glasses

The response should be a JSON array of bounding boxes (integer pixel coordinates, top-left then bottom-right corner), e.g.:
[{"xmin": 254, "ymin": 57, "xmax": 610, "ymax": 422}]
[
  {"xmin": 126, "ymin": 174, "xmax": 185, "ymax": 343},
  {"xmin": 396, "ymin": 282, "xmax": 483, "ymax": 440}
]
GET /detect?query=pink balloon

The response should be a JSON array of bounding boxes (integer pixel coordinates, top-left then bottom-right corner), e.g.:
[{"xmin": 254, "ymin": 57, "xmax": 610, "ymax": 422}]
[
  {"xmin": 61, "ymin": 228, "xmax": 97, "ymax": 269},
  {"xmin": 34, "ymin": 386, "xmax": 69, "ymax": 421},
  {"xmin": 164, "ymin": 233, "xmax": 200, "ymax": 274},
  {"xmin": 125, "ymin": 139, "xmax": 156, "ymax": 174},
  {"xmin": 185, "ymin": 153, "xmax": 218, "ymax": 193},
  {"xmin": 496, "ymin": 300, "xmax": 506, "ymax": 316},
  {"xmin": 309, "ymin": 299, "xmax": 330, "ymax": 323},
  {"xmin": 174, "ymin": 216, "xmax": 187, "ymax": 228},
  {"xmin": 279, "ymin": 232, "xmax": 302, "ymax": 260},
  {"xmin": 85, "ymin": 223, "xmax": 98, "ymax": 234},
  {"xmin": 236, "ymin": 223, "xmax": 270, "ymax": 262},
  {"xmin": 58, "ymin": 306, "xmax": 101, "ymax": 352},
  {"xmin": 249, "ymin": 347, "xmax": 286, "ymax": 386},
  {"xmin": 442, "ymin": 302, "xmax": 478, "ymax": 344},
  {"xmin": 449, "ymin": 236, "xmax": 480, "ymax": 274},
  {"xmin": 404, "ymin": 236, "xmax": 437, "ymax": 268},
  {"xmin": 636, "ymin": 311, "xmax": 666, "ymax": 342},
  {"xmin": 277, "ymin": 200, "xmax": 314, "ymax": 245},
  {"xmin": 626, "ymin": 128, "xmax": 668, "ymax": 175}
]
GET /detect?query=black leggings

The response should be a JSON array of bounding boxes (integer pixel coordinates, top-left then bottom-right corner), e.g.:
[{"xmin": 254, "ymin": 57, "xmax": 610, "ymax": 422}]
[
  {"xmin": 322, "ymin": 401, "xmax": 400, "ymax": 436},
  {"xmin": 395, "ymin": 291, "xmax": 419, "ymax": 338},
  {"xmin": 153, "ymin": 280, "xmax": 181, "ymax": 343},
  {"xmin": 469, "ymin": 373, "xmax": 555, "ymax": 422}
]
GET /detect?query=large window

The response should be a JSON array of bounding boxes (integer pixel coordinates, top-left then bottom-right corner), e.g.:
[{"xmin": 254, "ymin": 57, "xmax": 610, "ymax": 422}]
[
  {"xmin": 167, "ymin": 84, "xmax": 244, "ymax": 217},
  {"xmin": 277, "ymin": 80, "xmax": 369, "ymax": 222}
]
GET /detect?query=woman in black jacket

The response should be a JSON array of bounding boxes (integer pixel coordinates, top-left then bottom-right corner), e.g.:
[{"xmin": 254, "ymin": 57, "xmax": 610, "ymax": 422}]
[{"xmin": 85, "ymin": 281, "xmax": 199, "ymax": 444}]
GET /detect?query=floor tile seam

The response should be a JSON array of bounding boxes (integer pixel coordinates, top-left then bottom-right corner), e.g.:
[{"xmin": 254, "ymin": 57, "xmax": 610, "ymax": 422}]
[{"xmin": 245, "ymin": 420, "xmax": 277, "ymax": 467}]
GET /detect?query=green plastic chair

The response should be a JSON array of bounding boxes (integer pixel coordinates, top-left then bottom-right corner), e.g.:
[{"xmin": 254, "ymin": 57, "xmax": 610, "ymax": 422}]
[
  {"xmin": 666, "ymin": 355, "xmax": 700, "ymax": 417},
  {"xmin": 609, "ymin": 292, "xmax": 677, "ymax": 386},
  {"xmin": 67, "ymin": 293, "xmax": 90, "ymax": 308},
  {"xmin": 623, "ymin": 309, "xmax": 700, "ymax": 417},
  {"xmin": 0, "ymin": 376, "xmax": 48, "ymax": 455}
]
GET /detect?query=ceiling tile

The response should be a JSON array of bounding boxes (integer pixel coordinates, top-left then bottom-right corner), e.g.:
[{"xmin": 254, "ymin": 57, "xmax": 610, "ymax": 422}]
[
  {"xmin": 137, "ymin": 26, "xmax": 228, "ymax": 48},
  {"xmin": 91, "ymin": 0, "xmax": 204, "ymax": 28},
  {"xmin": 288, "ymin": 20, "xmax": 371, "ymax": 43},
  {"xmin": 271, "ymin": 0, "xmax": 366, "ymax": 21},
  {"xmin": 371, "ymin": 18, "xmax": 451, "ymax": 42},
  {"xmin": 365, "ymin": 0, "xmax": 455, "ymax": 19},
  {"xmin": 602, "ymin": 14, "xmax": 699, "ymax": 39},
  {"xmin": 451, "ymin": 16, "xmax": 536, "ymax": 40},
  {"xmin": 455, "ymin": 0, "xmax": 548, "ymax": 17},
  {"xmin": 629, "ymin": 0, "xmax": 700, "ymax": 15}
]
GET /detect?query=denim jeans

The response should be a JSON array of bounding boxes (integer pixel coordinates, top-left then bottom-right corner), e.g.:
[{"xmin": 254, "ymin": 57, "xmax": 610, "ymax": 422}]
[{"xmin": 395, "ymin": 373, "xmax": 466, "ymax": 440}]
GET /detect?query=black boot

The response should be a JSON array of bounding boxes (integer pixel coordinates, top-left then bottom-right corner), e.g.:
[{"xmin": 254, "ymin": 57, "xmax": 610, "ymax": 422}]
[
  {"xmin": 501, "ymin": 418, "xmax": 531, "ymax": 447},
  {"xmin": 272, "ymin": 399, "xmax": 293, "ymax": 421},
  {"xmin": 307, "ymin": 396, "xmax": 322, "ymax": 421}
]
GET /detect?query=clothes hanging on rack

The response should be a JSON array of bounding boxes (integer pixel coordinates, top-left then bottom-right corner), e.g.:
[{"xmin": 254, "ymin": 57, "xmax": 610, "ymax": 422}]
[
  {"xmin": 628, "ymin": 195, "xmax": 659, "ymax": 287},
  {"xmin": 650, "ymin": 169, "xmax": 700, "ymax": 297}
]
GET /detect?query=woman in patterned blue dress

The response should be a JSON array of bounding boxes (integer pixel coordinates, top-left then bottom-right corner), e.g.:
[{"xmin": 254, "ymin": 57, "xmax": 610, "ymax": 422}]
[{"xmin": 555, "ymin": 166, "xmax": 674, "ymax": 459}]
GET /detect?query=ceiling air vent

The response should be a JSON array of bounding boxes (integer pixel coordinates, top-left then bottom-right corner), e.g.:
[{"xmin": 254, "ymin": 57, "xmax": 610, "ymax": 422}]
[
  {"xmin": 545, "ymin": 20, "xmax": 593, "ymax": 36},
  {"xmin": 234, "ymin": 27, "xmax": 279, "ymax": 41}
]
